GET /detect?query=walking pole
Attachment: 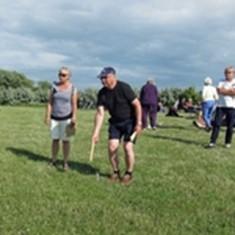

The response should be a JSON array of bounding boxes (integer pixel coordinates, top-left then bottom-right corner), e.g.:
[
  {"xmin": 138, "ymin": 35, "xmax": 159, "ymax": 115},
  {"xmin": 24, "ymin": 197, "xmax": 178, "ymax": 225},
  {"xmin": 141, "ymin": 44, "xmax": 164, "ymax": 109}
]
[
  {"xmin": 130, "ymin": 131, "xmax": 138, "ymax": 143},
  {"xmin": 89, "ymin": 141, "xmax": 96, "ymax": 162}
]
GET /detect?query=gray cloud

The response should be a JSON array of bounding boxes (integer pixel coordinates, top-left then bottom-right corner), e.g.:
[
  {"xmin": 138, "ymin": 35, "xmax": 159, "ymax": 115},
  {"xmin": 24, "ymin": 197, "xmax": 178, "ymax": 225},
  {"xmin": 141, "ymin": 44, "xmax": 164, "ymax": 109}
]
[{"xmin": 1, "ymin": 0, "xmax": 235, "ymax": 89}]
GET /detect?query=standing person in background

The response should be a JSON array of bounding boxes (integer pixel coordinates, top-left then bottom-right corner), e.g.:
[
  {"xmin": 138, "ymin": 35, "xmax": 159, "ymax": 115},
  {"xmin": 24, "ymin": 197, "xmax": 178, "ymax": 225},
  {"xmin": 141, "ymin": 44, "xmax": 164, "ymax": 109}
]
[
  {"xmin": 202, "ymin": 77, "xmax": 218, "ymax": 131},
  {"xmin": 208, "ymin": 66, "xmax": 235, "ymax": 148},
  {"xmin": 91, "ymin": 67, "xmax": 142, "ymax": 185},
  {"xmin": 140, "ymin": 80, "xmax": 159, "ymax": 129},
  {"xmin": 45, "ymin": 67, "xmax": 77, "ymax": 170}
]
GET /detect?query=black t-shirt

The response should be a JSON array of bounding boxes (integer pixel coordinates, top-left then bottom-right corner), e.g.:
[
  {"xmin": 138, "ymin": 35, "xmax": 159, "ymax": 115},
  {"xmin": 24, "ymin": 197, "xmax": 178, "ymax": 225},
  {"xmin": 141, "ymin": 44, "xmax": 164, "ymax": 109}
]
[{"xmin": 97, "ymin": 81, "xmax": 137, "ymax": 123}]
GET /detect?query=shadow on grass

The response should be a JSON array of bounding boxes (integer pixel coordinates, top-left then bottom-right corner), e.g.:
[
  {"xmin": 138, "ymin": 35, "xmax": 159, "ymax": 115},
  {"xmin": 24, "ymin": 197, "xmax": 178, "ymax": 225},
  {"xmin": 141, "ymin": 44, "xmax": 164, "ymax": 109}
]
[
  {"xmin": 184, "ymin": 115, "xmax": 196, "ymax": 120},
  {"xmin": 158, "ymin": 125, "xmax": 189, "ymax": 130},
  {"xmin": 6, "ymin": 147, "xmax": 109, "ymax": 177},
  {"xmin": 145, "ymin": 133, "xmax": 204, "ymax": 146}
]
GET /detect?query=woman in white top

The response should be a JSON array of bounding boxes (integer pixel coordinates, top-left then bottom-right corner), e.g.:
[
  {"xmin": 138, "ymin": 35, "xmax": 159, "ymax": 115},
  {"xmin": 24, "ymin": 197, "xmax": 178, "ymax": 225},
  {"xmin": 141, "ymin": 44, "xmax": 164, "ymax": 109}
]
[{"xmin": 202, "ymin": 77, "xmax": 218, "ymax": 130}]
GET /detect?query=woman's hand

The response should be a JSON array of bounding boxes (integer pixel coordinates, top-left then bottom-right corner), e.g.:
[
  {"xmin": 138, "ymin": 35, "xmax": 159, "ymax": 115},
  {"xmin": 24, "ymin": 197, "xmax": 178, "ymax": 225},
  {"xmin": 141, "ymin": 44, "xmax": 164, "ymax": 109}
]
[
  {"xmin": 71, "ymin": 116, "xmax": 76, "ymax": 125},
  {"xmin": 44, "ymin": 117, "xmax": 51, "ymax": 126}
]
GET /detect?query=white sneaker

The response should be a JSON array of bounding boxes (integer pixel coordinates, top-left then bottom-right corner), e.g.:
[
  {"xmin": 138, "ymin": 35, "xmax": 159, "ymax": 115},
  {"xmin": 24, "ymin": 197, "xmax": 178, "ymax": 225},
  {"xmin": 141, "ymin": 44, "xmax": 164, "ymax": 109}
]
[
  {"xmin": 225, "ymin": 144, "xmax": 231, "ymax": 148},
  {"xmin": 207, "ymin": 143, "xmax": 215, "ymax": 148}
]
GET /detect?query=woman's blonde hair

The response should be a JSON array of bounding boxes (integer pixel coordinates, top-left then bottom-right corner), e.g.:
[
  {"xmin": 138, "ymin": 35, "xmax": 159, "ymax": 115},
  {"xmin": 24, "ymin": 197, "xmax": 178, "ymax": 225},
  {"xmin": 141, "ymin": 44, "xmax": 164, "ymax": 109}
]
[{"xmin": 59, "ymin": 66, "xmax": 72, "ymax": 77}]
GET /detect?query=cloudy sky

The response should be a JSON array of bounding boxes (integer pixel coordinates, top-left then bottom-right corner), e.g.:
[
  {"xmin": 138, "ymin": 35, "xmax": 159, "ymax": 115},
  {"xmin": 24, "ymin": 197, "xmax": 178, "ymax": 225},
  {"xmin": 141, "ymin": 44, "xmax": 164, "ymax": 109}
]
[{"xmin": 0, "ymin": 0, "xmax": 235, "ymax": 89}]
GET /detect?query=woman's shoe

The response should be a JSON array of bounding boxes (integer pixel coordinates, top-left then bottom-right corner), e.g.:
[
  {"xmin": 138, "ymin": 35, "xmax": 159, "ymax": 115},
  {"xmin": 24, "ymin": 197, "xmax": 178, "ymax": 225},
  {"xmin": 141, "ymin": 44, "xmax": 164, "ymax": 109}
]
[
  {"xmin": 63, "ymin": 162, "xmax": 70, "ymax": 171},
  {"xmin": 121, "ymin": 171, "xmax": 133, "ymax": 185}
]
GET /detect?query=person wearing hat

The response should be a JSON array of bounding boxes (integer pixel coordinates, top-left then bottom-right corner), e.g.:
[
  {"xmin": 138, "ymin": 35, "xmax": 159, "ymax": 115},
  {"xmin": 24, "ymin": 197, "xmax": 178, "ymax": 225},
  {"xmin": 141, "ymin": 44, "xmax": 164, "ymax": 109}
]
[
  {"xmin": 208, "ymin": 66, "xmax": 235, "ymax": 148},
  {"xmin": 91, "ymin": 67, "xmax": 142, "ymax": 185},
  {"xmin": 202, "ymin": 77, "xmax": 218, "ymax": 131}
]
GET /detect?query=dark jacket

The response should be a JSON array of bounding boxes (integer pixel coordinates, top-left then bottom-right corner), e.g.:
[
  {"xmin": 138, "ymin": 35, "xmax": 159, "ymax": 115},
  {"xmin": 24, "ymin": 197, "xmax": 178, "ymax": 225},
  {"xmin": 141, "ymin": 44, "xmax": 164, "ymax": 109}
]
[{"xmin": 140, "ymin": 83, "xmax": 159, "ymax": 105}]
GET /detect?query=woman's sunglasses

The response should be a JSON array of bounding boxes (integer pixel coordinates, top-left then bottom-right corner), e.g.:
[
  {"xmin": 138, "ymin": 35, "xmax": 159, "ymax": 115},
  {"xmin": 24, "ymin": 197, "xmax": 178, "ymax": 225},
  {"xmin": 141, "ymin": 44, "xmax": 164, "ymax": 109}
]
[{"xmin": 59, "ymin": 73, "xmax": 68, "ymax": 77}]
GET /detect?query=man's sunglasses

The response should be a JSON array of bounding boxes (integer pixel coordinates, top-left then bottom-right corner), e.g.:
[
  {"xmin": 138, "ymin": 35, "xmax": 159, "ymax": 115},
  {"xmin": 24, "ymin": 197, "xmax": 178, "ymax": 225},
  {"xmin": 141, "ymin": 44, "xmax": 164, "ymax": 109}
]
[{"xmin": 99, "ymin": 76, "xmax": 108, "ymax": 80}]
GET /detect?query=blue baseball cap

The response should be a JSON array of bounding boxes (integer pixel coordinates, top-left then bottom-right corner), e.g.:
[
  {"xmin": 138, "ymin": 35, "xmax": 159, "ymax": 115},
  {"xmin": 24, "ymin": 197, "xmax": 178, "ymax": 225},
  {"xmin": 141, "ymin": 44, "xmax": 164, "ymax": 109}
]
[{"xmin": 97, "ymin": 67, "xmax": 116, "ymax": 78}]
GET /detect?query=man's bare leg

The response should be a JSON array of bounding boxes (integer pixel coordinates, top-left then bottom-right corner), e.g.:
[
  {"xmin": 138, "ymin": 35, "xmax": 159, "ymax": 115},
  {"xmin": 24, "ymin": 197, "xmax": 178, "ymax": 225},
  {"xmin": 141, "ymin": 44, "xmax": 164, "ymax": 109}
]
[
  {"xmin": 108, "ymin": 139, "xmax": 120, "ymax": 181},
  {"xmin": 122, "ymin": 141, "xmax": 135, "ymax": 184}
]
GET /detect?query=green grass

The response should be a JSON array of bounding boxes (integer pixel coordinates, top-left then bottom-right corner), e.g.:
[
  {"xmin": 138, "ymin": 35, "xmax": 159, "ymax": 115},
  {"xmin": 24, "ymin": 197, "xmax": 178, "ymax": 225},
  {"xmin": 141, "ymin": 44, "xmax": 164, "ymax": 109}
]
[{"xmin": 0, "ymin": 106, "xmax": 235, "ymax": 235}]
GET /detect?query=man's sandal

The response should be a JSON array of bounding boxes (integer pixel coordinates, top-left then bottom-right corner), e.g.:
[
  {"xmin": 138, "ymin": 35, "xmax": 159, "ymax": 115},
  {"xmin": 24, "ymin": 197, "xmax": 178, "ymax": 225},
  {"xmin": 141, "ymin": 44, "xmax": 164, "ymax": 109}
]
[{"xmin": 109, "ymin": 170, "xmax": 121, "ymax": 183}]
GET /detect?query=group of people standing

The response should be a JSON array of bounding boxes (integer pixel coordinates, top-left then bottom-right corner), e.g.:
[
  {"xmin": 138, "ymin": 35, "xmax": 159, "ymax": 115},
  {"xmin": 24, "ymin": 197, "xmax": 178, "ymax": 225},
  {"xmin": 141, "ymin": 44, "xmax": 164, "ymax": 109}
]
[
  {"xmin": 45, "ymin": 66, "xmax": 154, "ymax": 185},
  {"xmin": 44, "ymin": 65, "xmax": 235, "ymax": 186},
  {"xmin": 201, "ymin": 66, "xmax": 235, "ymax": 148}
]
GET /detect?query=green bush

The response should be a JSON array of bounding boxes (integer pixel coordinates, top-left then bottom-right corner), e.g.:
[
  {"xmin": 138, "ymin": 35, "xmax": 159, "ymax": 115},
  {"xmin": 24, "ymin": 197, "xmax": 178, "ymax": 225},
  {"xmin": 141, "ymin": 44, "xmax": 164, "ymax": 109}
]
[
  {"xmin": 160, "ymin": 87, "xmax": 201, "ymax": 107},
  {"xmin": 0, "ymin": 68, "xmax": 202, "ymax": 108},
  {"xmin": 0, "ymin": 69, "xmax": 34, "ymax": 89}
]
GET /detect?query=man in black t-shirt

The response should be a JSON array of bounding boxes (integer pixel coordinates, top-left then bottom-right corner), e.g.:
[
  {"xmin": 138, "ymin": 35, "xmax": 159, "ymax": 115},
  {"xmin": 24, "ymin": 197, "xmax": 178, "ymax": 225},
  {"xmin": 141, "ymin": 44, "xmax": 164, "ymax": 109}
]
[{"xmin": 92, "ymin": 67, "xmax": 142, "ymax": 185}]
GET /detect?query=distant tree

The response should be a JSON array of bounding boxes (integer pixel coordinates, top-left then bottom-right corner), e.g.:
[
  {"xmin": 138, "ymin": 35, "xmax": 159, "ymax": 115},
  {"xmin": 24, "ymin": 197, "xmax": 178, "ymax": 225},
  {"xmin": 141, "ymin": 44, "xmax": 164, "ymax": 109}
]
[
  {"xmin": 14, "ymin": 87, "xmax": 35, "ymax": 104},
  {"xmin": 79, "ymin": 88, "xmax": 98, "ymax": 109},
  {"xmin": 33, "ymin": 81, "xmax": 51, "ymax": 103},
  {"xmin": 181, "ymin": 87, "xmax": 201, "ymax": 104},
  {"xmin": 160, "ymin": 87, "xmax": 201, "ymax": 108},
  {"xmin": 0, "ymin": 88, "xmax": 14, "ymax": 105},
  {"xmin": 0, "ymin": 68, "xmax": 202, "ymax": 108},
  {"xmin": 0, "ymin": 69, "xmax": 34, "ymax": 89},
  {"xmin": 36, "ymin": 81, "xmax": 51, "ymax": 91},
  {"xmin": 34, "ymin": 88, "xmax": 49, "ymax": 103},
  {"xmin": 160, "ymin": 88, "xmax": 183, "ymax": 107},
  {"xmin": 133, "ymin": 88, "xmax": 140, "ymax": 97}
]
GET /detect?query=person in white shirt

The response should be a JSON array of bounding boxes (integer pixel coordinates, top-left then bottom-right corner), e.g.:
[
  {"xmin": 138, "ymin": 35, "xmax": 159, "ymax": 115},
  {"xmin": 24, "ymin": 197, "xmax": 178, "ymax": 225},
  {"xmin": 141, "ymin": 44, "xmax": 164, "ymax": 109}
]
[
  {"xmin": 202, "ymin": 77, "xmax": 218, "ymax": 131},
  {"xmin": 208, "ymin": 66, "xmax": 235, "ymax": 148}
]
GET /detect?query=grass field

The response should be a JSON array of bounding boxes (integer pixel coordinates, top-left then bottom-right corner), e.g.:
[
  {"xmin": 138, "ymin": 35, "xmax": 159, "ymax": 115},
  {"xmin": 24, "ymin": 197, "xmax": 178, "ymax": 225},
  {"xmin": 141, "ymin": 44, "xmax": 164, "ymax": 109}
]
[{"xmin": 1, "ymin": 106, "xmax": 235, "ymax": 235}]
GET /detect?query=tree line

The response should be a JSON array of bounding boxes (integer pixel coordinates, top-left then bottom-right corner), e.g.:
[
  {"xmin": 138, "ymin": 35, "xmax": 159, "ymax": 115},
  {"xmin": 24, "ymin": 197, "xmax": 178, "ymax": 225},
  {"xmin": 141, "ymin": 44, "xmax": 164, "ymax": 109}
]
[{"xmin": 0, "ymin": 69, "xmax": 201, "ymax": 108}]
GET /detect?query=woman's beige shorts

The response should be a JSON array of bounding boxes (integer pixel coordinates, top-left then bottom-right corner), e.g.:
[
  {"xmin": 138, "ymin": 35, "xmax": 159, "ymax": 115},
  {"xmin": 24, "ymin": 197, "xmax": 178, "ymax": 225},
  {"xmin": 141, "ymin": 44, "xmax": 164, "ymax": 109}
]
[{"xmin": 50, "ymin": 119, "xmax": 71, "ymax": 141}]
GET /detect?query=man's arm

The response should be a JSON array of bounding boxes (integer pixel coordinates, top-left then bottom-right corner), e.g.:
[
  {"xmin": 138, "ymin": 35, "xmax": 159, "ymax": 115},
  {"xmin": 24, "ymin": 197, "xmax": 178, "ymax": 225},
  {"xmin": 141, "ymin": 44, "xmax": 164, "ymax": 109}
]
[
  {"xmin": 92, "ymin": 106, "xmax": 105, "ymax": 143},
  {"xmin": 214, "ymin": 88, "xmax": 219, "ymax": 100},
  {"xmin": 132, "ymin": 98, "xmax": 142, "ymax": 134},
  {"xmin": 217, "ymin": 87, "xmax": 235, "ymax": 96}
]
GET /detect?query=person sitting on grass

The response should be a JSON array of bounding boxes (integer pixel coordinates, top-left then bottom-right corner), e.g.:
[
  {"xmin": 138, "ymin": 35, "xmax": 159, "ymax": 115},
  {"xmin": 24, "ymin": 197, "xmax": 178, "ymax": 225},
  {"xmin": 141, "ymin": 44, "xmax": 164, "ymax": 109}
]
[
  {"xmin": 45, "ymin": 67, "xmax": 77, "ymax": 170},
  {"xmin": 208, "ymin": 66, "xmax": 235, "ymax": 148},
  {"xmin": 91, "ymin": 67, "xmax": 142, "ymax": 185},
  {"xmin": 193, "ymin": 111, "xmax": 206, "ymax": 129},
  {"xmin": 183, "ymin": 98, "xmax": 197, "ymax": 113}
]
